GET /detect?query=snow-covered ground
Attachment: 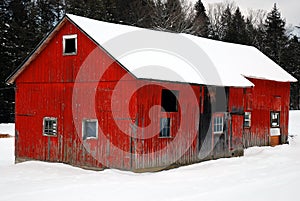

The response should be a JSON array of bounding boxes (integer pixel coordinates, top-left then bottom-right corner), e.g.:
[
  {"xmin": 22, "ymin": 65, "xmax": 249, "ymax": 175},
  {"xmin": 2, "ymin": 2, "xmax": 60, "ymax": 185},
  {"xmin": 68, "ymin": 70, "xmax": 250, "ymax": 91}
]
[{"xmin": 0, "ymin": 112, "xmax": 299, "ymax": 201}]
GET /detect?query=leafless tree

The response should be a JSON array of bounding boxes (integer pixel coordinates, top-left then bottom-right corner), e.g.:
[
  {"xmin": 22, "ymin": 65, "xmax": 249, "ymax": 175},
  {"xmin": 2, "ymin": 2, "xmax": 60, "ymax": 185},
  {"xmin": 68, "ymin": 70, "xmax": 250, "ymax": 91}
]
[
  {"xmin": 150, "ymin": 0, "xmax": 196, "ymax": 34},
  {"xmin": 207, "ymin": 1, "xmax": 236, "ymax": 39},
  {"xmin": 246, "ymin": 9, "xmax": 267, "ymax": 28}
]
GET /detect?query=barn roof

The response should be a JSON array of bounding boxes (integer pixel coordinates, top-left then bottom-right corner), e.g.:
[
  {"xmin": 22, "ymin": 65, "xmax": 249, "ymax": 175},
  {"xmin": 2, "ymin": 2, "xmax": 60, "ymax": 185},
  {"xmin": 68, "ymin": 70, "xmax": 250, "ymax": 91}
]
[{"xmin": 6, "ymin": 14, "xmax": 297, "ymax": 86}]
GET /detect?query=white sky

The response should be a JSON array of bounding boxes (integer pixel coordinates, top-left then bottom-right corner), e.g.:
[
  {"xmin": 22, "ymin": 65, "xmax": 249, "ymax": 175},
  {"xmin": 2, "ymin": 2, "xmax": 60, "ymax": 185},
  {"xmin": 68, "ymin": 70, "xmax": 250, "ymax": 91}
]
[{"xmin": 190, "ymin": 0, "xmax": 300, "ymax": 26}]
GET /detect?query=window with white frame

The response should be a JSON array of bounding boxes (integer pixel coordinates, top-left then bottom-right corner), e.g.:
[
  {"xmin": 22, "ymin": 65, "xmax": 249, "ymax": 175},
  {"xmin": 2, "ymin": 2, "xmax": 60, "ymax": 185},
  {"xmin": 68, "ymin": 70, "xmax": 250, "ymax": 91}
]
[
  {"xmin": 244, "ymin": 112, "xmax": 251, "ymax": 128},
  {"xmin": 43, "ymin": 117, "xmax": 57, "ymax": 136},
  {"xmin": 160, "ymin": 118, "xmax": 171, "ymax": 138},
  {"xmin": 82, "ymin": 119, "xmax": 98, "ymax": 140},
  {"xmin": 271, "ymin": 112, "xmax": 280, "ymax": 128},
  {"xmin": 63, "ymin": 34, "xmax": 77, "ymax": 55},
  {"xmin": 213, "ymin": 115, "xmax": 223, "ymax": 134}
]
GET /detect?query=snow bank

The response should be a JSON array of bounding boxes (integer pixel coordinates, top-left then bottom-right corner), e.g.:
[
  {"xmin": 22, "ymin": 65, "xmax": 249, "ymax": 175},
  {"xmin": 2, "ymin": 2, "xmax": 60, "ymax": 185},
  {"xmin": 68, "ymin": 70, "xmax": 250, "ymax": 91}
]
[
  {"xmin": 0, "ymin": 111, "xmax": 299, "ymax": 201},
  {"xmin": 0, "ymin": 123, "xmax": 15, "ymax": 166},
  {"xmin": 0, "ymin": 123, "xmax": 15, "ymax": 136}
]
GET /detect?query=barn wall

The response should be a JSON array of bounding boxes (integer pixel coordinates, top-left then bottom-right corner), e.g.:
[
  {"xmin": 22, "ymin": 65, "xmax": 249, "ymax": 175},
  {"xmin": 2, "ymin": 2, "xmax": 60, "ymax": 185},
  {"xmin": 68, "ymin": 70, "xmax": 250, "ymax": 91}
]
[
  {"xmin": 16, "ymin": 21, "xmax": 130, "ymax": 84},
  {"xmin": 14, "ymin": 20, "xmax": 136, "ymax": 170},
  {"xmin": 133, "ymin": 81, "xmax": 200, "ymax": 170},
  {"xmin": 243, "ymin": 78, "xmax": 290, "ymax": 147},
  {"xmin": 228, "ymin": 87, "xmax": 244, "ymax": 155}
]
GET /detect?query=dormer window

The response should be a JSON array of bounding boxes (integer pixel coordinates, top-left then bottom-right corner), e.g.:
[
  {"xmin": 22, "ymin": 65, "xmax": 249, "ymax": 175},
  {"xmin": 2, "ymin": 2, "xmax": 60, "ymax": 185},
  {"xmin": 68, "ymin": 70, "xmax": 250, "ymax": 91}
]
[{"xmin": 63, "ymin": 34, "xmax": 77, "ymax": 55}]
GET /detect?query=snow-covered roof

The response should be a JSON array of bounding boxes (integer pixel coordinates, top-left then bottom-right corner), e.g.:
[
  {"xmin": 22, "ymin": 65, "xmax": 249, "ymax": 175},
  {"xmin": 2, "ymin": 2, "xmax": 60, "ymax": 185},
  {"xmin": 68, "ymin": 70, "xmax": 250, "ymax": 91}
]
[
  {"xmin": 183, "ymin": 34, "xmax": 298, "ymax": 83},
  {"xmin": 66, "ymin": 14, "xmax": 296, "ymax": 87},
  {"xmin": 6, "ymin": 14, "xmax": 297, "ymax": 86}
]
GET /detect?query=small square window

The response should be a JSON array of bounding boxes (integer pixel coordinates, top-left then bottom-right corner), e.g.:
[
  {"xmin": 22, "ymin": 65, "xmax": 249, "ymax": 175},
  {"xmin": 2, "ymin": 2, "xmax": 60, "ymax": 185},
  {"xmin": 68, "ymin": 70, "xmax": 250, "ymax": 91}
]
[
  {"xmin": 82, "ymin": 119, "xmax": 98, "ymax": 140},
  {"xmin": 63, "ymin": 34, "xmax": 77, "ymax": 55},
  {"xmin": 43, "ymin": 117, "xmax": 57, "ymax": 136},
  {"xmin": 244, "ymin": 112, "xmax": 251, "ymax": 128},
  {"xmin": 160, "ymin": 118, "xmax": 171, "ymax": 138},
  {"xmin": 161, "ymin": 89, "xmax": 178, "ymax": 112},
  {"xmin": 213, "ymin": 115, "xmax": 223, "ymax": 134},
  {"xmin": 271, "ymin": 112, "xmax": 280, "ymax": 128}
]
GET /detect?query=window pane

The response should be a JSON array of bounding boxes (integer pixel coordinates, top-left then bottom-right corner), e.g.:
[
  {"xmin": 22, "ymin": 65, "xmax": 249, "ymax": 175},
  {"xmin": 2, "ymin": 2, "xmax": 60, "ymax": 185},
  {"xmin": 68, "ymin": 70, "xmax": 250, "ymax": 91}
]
[
  {"xmin": 213, "ymin": 115, "xmax": 223, "ymax": 133},
  {"xmin": 64, "ymin": 38, "xmax": 76, "ymax": 54},
  {"xmin": 244, "ymin": 112, "xmax": 251, "ymax": 127},
  {"xmin": 43, "ymin": 117, "xmax": 57, "ymax": 136},
  {"xmin": 271, "ymin": 112, "xmax": 280, "ymax": 127},
  {"xmin": 160, "ymin": 118, "xmax": 170, "ymax": 137},
  {"xmin": 83, "ymin": 120, "xmax": 98, "ymax": 140}
]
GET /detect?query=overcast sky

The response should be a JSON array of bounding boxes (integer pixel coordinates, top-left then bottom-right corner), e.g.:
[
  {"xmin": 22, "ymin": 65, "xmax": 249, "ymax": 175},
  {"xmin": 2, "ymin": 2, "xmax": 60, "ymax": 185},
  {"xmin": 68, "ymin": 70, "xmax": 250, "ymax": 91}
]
[{"xmin": 190, "ymin": 0, "xmax": 299, "ymax": 26}]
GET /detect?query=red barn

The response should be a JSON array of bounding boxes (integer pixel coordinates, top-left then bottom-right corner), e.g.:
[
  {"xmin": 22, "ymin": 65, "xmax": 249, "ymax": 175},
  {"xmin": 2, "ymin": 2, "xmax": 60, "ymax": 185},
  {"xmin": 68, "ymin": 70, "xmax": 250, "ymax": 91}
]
[{"xmin": 7, "ymin": 14, "xmax": 296, "ymax": 171}]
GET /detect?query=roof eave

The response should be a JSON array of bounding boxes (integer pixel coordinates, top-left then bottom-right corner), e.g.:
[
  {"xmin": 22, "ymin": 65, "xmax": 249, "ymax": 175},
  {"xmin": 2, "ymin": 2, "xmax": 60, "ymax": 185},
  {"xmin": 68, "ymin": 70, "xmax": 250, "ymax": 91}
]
[{"xmin": 244, "ymin": 75, "xmax": 298, "ymax": 83}]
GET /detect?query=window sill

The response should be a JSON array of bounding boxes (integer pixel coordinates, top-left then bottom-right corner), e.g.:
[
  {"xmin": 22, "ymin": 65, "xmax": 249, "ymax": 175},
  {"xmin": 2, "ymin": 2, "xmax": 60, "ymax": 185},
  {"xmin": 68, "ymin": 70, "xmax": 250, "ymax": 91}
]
[
  {"xmin": 63, "ymin": 52, "xmax": 77, "ymax": 56},
  {"xmin": 158, "ymin": 136, "xmax": 173, "ymax": 139},
  {"xmin": 83, "ymin": 137, "xmax": 98, "ymax": 140},
  {"xmin": 43, "ymin": 134, "xmax": 57, "ymax": 137}
]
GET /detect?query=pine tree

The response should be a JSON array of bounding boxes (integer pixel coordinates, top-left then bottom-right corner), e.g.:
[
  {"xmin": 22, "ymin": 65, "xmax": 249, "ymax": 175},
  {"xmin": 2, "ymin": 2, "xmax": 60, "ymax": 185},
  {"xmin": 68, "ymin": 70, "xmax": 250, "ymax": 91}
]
[
  {"xmin": 36, "ymin": 0, "xmax": 58, "ymax": 34},
  {"xmin": 224, "ymin": 7, "xmax": 248, "ymax": 44},
  {"xmin": 219, "ymin": 6, "xmax": 232, "ymax": 40},
  {"xmin": 263, "ymin": 3, "xmax": 288, "ymax": 65},
  {"xmin": 0, "ymin": 0, "xmax": 11, "ymax": 73},
  {"xmin": 0, "ymin": 0, "xmax": 21, "ymax": 122},
  {"xmin": 245, "ymin": 18, "xmax": 255, "ymax": 45},
  {"xmin": 102, "ymin": 0, "xmax": 117, "ymax": 22},
  {"xmin": 282, "ymin": 36, "xmax": 300, "ymax": 109},
  {"xmin": 193, "ymin": 0, "xmax": 210, "ymax": 37},
  {"xmin": 113, "ymin": 0, "xmax": 154, "ymax": 28},
  {"xmin": 127, "ymin": 0, "xmax": 155, "ymax": 28}
]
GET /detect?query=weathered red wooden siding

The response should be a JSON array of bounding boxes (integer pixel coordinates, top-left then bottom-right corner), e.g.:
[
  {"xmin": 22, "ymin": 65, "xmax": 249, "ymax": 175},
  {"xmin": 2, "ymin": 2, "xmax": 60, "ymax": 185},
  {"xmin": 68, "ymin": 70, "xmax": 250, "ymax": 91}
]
[
  {"xmin": 133, "ymin": 81, "xmax": 200, "ymax": 169},
  {"xmin": 15, "ymin": 19, "xmax": 136, "ymax": 169},
  {"xmin": 243, "ymin": 78, "xmax": 290, "ymax": 147},
  {"xmin": 228, "ymin": 87, "xmax": 245, "ymax": 155}
]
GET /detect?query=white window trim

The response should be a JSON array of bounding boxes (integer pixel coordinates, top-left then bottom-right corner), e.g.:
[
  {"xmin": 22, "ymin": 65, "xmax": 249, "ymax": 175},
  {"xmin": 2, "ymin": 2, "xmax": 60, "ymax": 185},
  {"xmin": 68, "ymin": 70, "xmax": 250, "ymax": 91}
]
[
  {"xmin": 43, "ymin": 117, "xmax": 58, "ymax": 137},
  {"xmin": 244, "ymin": 112, "xmax": 251, "ymax": 128},
  {"xmin": 159, "ymin": 118, "xmax": 172, "ymax": 138},
  {"xmin": 271, "ymin": 112, "xmax": 280, "ymax": 128},
  {"xmin": 213, "ymin": 115, "xmax": 224, "ymax": 134},
  {"xmin": 82, "ymin": 119, "xmax": 98, "ymax": 140},
  {"xmin": 63, "ymin": 34, "xmax": 77, "ymax": 55}
]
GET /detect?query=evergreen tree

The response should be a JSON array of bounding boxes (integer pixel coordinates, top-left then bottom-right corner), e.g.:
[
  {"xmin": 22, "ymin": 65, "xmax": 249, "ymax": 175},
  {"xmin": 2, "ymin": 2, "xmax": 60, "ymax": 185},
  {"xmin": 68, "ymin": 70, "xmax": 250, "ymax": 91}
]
[
  {"xmin": 245, "ymin": 17, "xmax": 256, "ymax": 45},
  {"xmin": 224, "ymin": 7, "xmax": 248, "ymax": 44},
  {"xmin": 282, "ymin": 36, "xmax": 300, "ymax": 109},
  {"xmin": 263, "ymin": 3, "xmax": 288, "ymax": 65},
  {"xmin": 102, "ymin": 0, "xmax": 117, "ymax": 22},
  {"xmin": 0, "ymin": 0, "xmax": 11, "ymax": 72},
  {"xmin": 219, "ymin": 6, "xmax": 232, "ymax": 40},
  {"xmin": 114, "ymin": 0, "xmax": 133, "ymax": 24},
  {"xmin": 128, "ymin": 0, "xmax": 155, "ymax": 28},
  {"xmin": 113, "ymin": 0, "xmax": 154, "ymax": 28},
  {"xmin": 36, "ymin": 0, "xmax": 58, "ymax": 34},
  {"xmin": 193, "ymin": 0, "xmax": 210, "ymax": 37}
]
